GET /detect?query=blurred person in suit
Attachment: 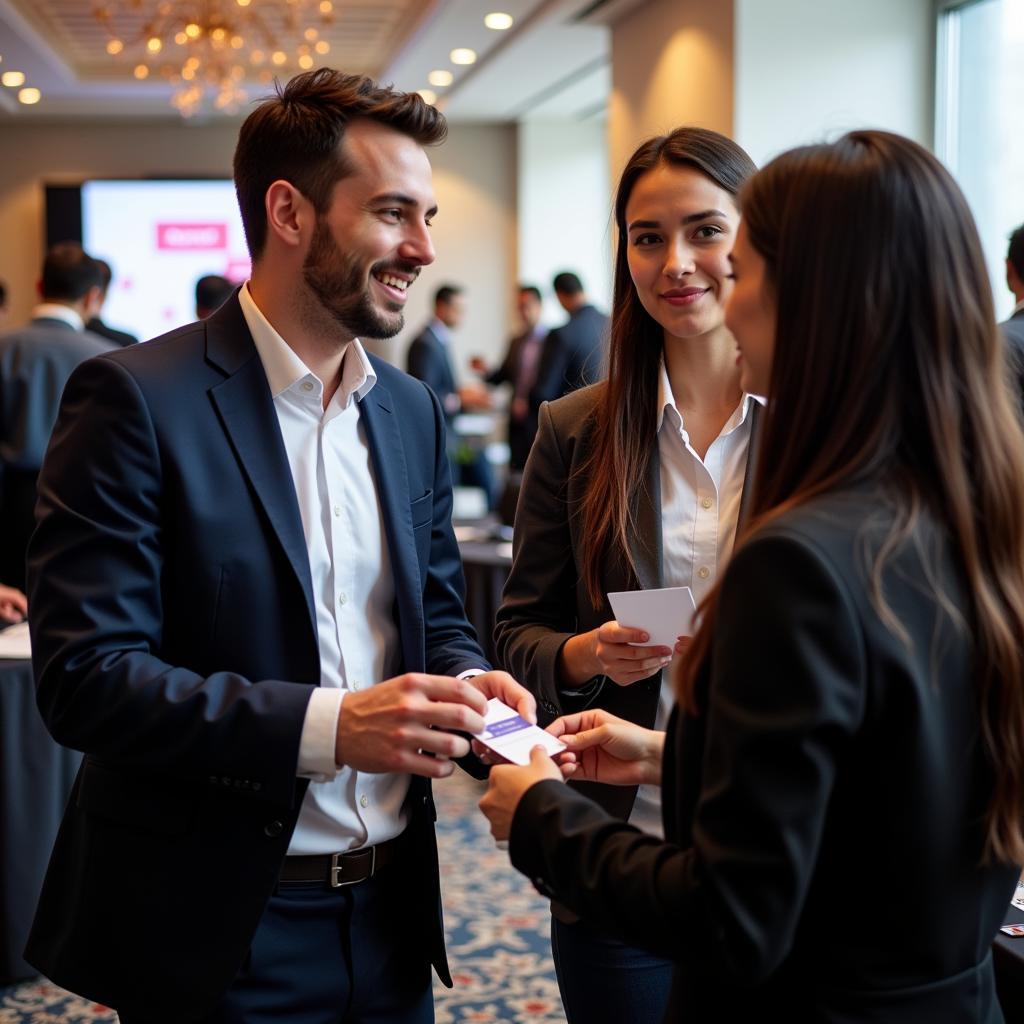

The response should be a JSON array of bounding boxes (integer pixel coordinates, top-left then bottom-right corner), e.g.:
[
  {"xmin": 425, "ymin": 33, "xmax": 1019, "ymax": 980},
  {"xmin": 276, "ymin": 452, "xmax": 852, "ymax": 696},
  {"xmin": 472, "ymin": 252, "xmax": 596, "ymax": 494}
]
[
  {"xmin": 0, "ymin": 582, "xmax": 27, "ymax": 623},
  {"xmin": 0, "ymin": 243, "xmax": 115, "ymax": 589},
  {"xmin": 529, "ymin": 271, "xmax": 607, "ymax": 412},
  {"xmin": 196, "ymin": 273, "xmax": 237, "ymax": 319},
  {"xmin": 1001, "ymin": 223, "xmax": 1024, "ymax": 393},
  {"xmin": 86, "ymin": 258, "xmax": 139, "ymax": 347},
  {"xmin": 407, "ymin": 284, "xmax": 495, "ymax": 506},
  {"xmin": 470, "ymin": 283, "xmax": 547, "ymax": 473},
  {"xmin": 483, "ymin": 130, "xmax": 1024, "ymax": 1023},
  {"xmin": 494, "ymin": 128, "xmax": 759, "ymax": 1024},
  {"xmin": 25, "ymin": 69, "xmax": 532, "ymax": 1024},
  {"xmin": 0, "ymin": 278, "xmax": 9, "ymax": 327}
]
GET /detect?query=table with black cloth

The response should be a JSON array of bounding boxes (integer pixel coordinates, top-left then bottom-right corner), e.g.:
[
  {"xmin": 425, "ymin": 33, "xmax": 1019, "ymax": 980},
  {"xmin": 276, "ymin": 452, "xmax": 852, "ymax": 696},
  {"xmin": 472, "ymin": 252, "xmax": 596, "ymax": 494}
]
[
  {"xmin": 0, "ymin": 657, "xmax": 81, "ymax": 985},
  {"xmin": 457, "ymin": 534, "xmax": 512, "ymax": 669},
  {"xmin": 995, "ymin": 899, "xmax": 1024, "ymax": 1017}
]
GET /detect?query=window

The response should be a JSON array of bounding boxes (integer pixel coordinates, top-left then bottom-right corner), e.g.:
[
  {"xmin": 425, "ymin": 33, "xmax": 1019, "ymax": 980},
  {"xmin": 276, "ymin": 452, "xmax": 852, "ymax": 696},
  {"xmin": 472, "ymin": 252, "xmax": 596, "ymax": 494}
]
[{"xmin": 937, "ymin": 0, "xmax": 1024, "ymax": 319}]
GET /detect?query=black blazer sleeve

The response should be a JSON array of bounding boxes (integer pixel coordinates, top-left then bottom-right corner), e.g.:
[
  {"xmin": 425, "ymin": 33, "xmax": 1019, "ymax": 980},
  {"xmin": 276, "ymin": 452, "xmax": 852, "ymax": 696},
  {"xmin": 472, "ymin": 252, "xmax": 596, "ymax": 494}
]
[
  {"xmin": 494, "ymin": 400, "xmax": 602, "ymax": 718},
  {"xmin": 509, "ymin": 530, "xmax": 865, "ymax": 980}
]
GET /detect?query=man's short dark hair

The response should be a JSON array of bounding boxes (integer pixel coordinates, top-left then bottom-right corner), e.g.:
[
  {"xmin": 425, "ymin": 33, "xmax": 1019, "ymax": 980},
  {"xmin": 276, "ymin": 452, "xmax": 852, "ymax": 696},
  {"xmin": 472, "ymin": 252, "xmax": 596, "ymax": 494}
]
[
  {"xmin": 518, "ymin": 284, "xmax": 541, "ymax": 303},
  {"xmin": 434, "ymin": 284, "xmax": 462, "ymax": 307},
  {"xmin": 94, "ymin": 258, "xmax": 113, "ymax": 292},
  {"xmin": 552, "ymin": 272, "xmax": 584, "ymax": 296},
  {"xmin": 233, "ymin": 69, "xmax": 448, "ymax": 260},
  {"xmin": 1009, "ymin": 224, "xmax": 1024, "ymax": 281},
  {"xmin": 195, "ymin": 275, "xmax": 236, "ymax": 316},
  {"xmin": 42, "ymin": 243, "xmax": 104, "ymax": 302}
]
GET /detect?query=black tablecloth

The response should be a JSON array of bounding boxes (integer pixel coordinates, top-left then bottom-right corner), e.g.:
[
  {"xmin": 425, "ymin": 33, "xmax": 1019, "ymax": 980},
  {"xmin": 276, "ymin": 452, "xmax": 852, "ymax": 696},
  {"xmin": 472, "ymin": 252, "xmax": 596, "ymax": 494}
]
[
  {"xmin": 996, "ymin": 901, "xmax": 1024, "ymax": 1018},
  {"xmin": 0, "ymin": 658, "xmax": 81, "ymax": 984},
  {"xmin": 458, "ymin": 539, "xmax": 512, "ymax": 668}
]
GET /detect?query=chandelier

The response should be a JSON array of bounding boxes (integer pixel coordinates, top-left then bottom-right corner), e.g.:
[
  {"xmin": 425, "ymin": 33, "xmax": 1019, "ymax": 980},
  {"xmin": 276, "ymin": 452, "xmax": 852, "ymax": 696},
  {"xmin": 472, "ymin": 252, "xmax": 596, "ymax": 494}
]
[{"xmin": 93, "ymin": 0, "xmax": 337, "ymax": 117}]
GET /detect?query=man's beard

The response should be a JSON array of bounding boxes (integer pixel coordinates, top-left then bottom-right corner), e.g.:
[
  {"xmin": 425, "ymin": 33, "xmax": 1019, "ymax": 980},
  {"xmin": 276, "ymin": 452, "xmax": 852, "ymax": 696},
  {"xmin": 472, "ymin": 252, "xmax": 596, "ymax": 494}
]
[{"xmin": 301, "ymin": 218, "xmax": 411, "ymax": 340}]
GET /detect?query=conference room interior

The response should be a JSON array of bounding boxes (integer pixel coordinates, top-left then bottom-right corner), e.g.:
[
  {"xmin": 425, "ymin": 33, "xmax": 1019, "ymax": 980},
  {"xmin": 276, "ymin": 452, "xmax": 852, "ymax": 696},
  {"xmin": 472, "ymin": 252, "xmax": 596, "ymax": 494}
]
[{"xmin": 2, "ymin": 0, "xmax": 1024, "ymax": 1021}]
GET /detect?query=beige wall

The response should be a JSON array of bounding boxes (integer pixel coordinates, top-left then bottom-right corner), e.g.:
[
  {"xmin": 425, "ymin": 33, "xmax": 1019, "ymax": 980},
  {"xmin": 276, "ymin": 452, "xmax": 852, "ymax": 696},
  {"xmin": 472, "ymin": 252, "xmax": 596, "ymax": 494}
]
[
  {"xmin": 608, "ymin": 0, "xmax": 735, "ymax": 181},
  {"xmin": 0, "ymin": 120, "xmax": 517, "ymax": 372}
]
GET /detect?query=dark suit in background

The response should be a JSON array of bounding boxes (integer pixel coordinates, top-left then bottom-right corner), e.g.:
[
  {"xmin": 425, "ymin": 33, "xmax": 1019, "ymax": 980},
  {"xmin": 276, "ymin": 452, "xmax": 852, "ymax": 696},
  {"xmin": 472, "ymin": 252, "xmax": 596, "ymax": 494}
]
[
  {"xmin": 24, "ymin": 295, "xmax": 487, "ymax": 1022},
  {"xmin": 0, "ymin": 316, "xmax": 114, "ymax": 587},
  {"xmin": 530, "ymin": 304, "xmax": 607, "ymax": 411},
  {"xmin": 510, "ymin": 485, "xmax": 1017, "ymax": 1022},
  {"xmin": 86, "ymin": 316, "xmax": 138, "ymax": 348},
  {"xmin": 483, "ymin": 326, "xmax": 546, "ymax": 471},
  {"xmin": 1001, "ymin": 307, "xmax": 1024, "ymax": 399}
]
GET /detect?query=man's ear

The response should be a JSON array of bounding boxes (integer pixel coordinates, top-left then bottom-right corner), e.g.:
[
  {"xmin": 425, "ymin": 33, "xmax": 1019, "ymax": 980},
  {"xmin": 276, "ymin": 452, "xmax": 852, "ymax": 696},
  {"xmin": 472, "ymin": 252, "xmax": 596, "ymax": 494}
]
[
  {"xmin": 264, "ymin": 180, "xmax": 312, "ymax": 252},
  {"xmin": 82, "ymin": 284, "xmax": 104, "ymax": 319}
]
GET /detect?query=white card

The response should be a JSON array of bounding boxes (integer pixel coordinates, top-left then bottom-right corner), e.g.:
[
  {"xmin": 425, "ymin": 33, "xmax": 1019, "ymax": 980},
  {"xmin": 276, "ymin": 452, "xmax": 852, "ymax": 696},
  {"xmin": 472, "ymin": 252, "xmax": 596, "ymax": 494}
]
[
  {"xmin": 473, "ymin": 698, "xmax": 565, "ymax": 766},
  {"xmin": 0, "ymin": 621, "xmax": 31, "ymax": 660},
  {"xmin": 606, "ymin": 586, "xmax": 698, "ymax": 647}
]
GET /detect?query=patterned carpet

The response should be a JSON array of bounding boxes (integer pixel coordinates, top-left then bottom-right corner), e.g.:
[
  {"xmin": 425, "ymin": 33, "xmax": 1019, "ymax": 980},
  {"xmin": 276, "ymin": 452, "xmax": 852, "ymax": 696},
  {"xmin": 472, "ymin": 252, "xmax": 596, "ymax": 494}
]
[{"xmin": 0, "ymin": 770, "xmax": 566, "ymax": 1023}]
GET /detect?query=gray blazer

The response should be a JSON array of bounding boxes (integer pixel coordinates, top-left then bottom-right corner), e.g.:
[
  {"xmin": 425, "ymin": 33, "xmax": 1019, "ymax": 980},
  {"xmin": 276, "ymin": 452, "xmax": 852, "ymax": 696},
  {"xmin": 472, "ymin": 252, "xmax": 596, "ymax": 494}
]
[{"xmin": 494, "ymin": 382, "xmax": 759, "ymax": 820}]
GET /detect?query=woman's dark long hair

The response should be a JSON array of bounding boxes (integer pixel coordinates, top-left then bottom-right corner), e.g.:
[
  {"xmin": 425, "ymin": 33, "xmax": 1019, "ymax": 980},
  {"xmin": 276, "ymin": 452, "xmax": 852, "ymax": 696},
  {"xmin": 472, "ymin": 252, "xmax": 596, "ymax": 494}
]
[
  {"xmin": 576, "ymin": 128, "xmax": 756, "ymax": 608},
  {"xmin": 679, "ymin": 130, "xmax": 1024, "ymax": 864}
]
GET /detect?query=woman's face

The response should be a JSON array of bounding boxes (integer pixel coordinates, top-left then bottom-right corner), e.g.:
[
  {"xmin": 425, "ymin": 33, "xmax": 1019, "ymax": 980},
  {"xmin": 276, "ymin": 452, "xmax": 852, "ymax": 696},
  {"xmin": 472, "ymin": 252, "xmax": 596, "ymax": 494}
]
[
  {"xmin": 624, "ymin": 162, "xmax": 740, "ymax": 341},
  {"xmin": 724, "ymin": 222, "xmax": 775, "ymax": 396}
]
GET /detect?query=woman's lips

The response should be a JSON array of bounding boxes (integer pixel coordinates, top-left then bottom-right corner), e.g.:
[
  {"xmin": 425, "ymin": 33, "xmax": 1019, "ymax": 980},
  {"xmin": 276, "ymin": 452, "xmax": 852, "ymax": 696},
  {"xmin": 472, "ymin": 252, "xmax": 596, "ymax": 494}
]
[{"xmin": 660, "ymin": 287, "xmax": 709, "ymax": 306}]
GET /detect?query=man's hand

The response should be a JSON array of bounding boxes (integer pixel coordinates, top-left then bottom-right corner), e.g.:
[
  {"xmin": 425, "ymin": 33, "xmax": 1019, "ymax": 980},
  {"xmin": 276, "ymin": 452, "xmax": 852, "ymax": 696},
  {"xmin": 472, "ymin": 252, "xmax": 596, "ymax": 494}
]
[
  {"xmin": 466, "ymin": 669, "xmax": 537, "ymax": 723},
  {"xmin": 0, "ymin": 584, "xmax": 27, "ymax": 625},
  {"xmin": 335, "ymin": 673, "xmax": 487, "ymax": 779},
  {"xmin": 559, "ymin": 621, "xmax": 673, "ymax": 687},
  {"xmin": 479, "ymin": 745, "xmax": 562, "ymax": 842},
  {"xmin": 547, "ymin": 708, "xmax": 664, "ymax": 786}
]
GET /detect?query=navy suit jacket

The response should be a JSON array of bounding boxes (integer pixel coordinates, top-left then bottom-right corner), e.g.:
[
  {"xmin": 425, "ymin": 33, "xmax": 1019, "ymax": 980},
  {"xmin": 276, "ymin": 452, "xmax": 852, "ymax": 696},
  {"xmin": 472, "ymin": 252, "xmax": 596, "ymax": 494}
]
[{"xmin": 25, "ymin": 295, "xmax": 487, "ymax": 1021}]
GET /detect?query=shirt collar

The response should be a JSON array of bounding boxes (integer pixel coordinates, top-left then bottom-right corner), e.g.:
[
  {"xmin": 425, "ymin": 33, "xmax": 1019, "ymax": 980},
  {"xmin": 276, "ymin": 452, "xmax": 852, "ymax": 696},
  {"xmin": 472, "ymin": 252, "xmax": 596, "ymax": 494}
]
[
  {"xmin": 238, "ymin": 282, "xmax": 376, "ymax": 407},
  {"xmin": 33, "ymin": 303, "xmax": 83, "ymax": 331},
  {"xmin": 656, "ymin": 357, "xmax": 754, "ymax": 435},
  {"xmin": 430, "ymin": 318, "xmax": 451, "ymax": 345}
]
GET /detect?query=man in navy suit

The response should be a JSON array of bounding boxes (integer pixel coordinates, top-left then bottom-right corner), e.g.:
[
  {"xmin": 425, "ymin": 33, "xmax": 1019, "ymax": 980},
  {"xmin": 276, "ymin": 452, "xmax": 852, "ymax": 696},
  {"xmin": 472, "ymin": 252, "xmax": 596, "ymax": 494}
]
[
  {"xmin": 1001, "ymin": 224, "xmax": 1024, "ymax": 397},
  {"xmin": 25, "ymin": 69, "xmax": 532, "ymax": 1024}
]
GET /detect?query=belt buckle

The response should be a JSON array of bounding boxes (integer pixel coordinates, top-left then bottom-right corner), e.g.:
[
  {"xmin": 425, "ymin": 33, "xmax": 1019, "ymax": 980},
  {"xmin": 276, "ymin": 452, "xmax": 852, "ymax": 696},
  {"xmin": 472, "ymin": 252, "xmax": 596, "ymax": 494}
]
[{"xmin": 330, "ymin": 846, "xmax": 374, "ymax": 888}]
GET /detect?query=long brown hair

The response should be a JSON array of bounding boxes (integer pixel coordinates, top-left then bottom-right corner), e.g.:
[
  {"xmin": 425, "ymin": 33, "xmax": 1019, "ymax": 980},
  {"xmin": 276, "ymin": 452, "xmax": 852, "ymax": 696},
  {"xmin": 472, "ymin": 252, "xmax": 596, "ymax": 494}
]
[
  {"xmin": 680, "ymin": 130, "xmax": 1024, "ymax": 864},
  {"xmin": 576, "ymin": 128, "xmax": 757, "ymax": 608}
]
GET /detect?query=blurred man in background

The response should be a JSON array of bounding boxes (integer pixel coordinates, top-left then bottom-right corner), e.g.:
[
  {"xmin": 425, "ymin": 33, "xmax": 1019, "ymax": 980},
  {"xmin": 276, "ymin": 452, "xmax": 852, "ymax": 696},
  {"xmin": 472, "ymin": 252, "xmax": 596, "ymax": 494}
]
[
  {"xmin": 195, "ymin": 273, "xmax": 237, "ymax": 319},
  {"xmin": 0, "ymin": 243, "xmax": 115, "ymax": 588},
  {"xmin": 86, "ymin": 258, "xmax": 138, "ymax": 347}
]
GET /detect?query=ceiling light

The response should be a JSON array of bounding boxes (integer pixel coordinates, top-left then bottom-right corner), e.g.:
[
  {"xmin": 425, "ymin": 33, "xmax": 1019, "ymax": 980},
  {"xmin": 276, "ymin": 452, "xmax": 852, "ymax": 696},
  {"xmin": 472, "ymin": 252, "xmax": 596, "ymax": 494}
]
[
  {"xmin": 106, "ymin": 39, "xmax": 124, "ymax": 55},
  {"xmin": 271, "ymin": 50, "xmax": 287, "ymax": 66},
  {"xmin": 1, "ymin": 71, "xmax": 25, "ymax": 87},
  {"xmin": 417, "ymin": 89, "xmax": 437, "ymax": 105},
  {"xmin": 484, "ymin": 12, "xmax": 514, "ymax": 30},
  {"xmin": 450, "ymin": 48, "xmax": 477, "ymax": 66},
  {"xmin": 18, "ymin": 86, "xmax": 41, "ymax": 105},
  {"xmin": 146, "ymin": 37, "xmax": 163, "ymax": 53},
  {"xmin": 314, "ymin": 40, "xmax": 330, "ymax": 54},
  {"xmin": 298, "ymin": 54, "xmax": 314, "ymax": 69},
  {"xmin": 133, "ymin": 64, "xmax": 149, "ymax": 79},
  {"xmin": 427, "ymin": 69, "xmax": 453, "ymax": 87}
]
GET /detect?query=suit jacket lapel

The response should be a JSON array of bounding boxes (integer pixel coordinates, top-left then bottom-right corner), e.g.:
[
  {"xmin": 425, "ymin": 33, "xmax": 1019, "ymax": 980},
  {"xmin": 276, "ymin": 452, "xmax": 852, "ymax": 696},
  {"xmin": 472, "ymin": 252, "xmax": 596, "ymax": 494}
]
[
  {"xmin": 205, "ymin": 298, "xmax": 317, "ymax": 639},
  {"xmin": 358, "ymin": 379, "xmax": 425, "ymax": 670}
]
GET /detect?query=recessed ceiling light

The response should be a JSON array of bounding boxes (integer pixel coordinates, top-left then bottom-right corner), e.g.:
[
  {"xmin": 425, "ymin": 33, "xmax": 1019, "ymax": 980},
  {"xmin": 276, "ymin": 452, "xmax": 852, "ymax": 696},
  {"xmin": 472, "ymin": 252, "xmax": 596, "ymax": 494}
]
[
  {"xmin": 1, "ymin": 70, "xmax": 26, "ymax": 87},
  {"xmin": 484, "ymin": 12, "xmax": 514, "ymax": 30},
  {"xmin": 18, "ymin": 87, "xmax": 41, "ymax": 105},
  {"xmin": 134, "ymin": 64, "xmax": 149, "ymax": 79},
  {"xmin": 450, "ymin": 48, "xmax": 477, "ymax": 66},
  {"xmin": 427, "ymin": 69, "xmax": 453, "ymax": 87},
  {"xmin": 417, "ymin": 89, "xmax": 437, "ymax": 105}
]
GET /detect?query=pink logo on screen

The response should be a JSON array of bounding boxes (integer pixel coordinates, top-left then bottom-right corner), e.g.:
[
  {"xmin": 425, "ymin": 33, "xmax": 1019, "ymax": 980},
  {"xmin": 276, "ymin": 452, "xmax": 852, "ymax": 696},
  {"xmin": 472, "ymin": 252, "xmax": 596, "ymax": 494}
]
[{"xmin": 157, "ymin": 222, "xmax": 227, "ymax": 250}]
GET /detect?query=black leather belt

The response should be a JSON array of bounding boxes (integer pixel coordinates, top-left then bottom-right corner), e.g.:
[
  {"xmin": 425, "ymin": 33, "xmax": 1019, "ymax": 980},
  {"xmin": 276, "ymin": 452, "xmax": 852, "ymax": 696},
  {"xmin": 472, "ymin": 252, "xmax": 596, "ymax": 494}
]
[{"xmin": 279, "ymin": 834, "xmax": 403, "ymax": 888}]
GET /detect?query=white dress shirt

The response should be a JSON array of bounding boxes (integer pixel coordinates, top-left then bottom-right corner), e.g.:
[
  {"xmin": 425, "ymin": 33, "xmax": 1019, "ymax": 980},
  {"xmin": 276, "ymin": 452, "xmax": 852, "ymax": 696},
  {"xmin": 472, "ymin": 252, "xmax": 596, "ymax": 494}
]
[
  {"xmin": 628, "ymin": 360, "xmax": 755, "ymax": 836},
  {"xmin": 238, "ymin": 283, "xmax": 409, "ymax": 855},
  {"xmin": 33, "ymin": 303, "xmax": 85, "ymax": 330}
]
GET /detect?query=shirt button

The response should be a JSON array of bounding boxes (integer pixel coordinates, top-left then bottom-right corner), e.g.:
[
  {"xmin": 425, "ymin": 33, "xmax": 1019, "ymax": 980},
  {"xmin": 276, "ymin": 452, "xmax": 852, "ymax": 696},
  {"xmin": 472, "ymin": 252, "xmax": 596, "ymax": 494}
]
[
  {"xmin": 701, "ymin": 496, "xmax": 713, "ymax": 509},
  {"xmin": 698, "ymin": 566, "xmax": 710, "ymax": 579},
  {"xmin": 301, "ymin": 381, "xmax": 314, "ymax": 392},
  {"xmin": 264, "ymin": 819, "xmax": 284, "ymax": 838},
  {"xmin": 351, "ymin": 679, "xmax": 361, "ymax": 691},
  {"xmin": 338, "ymin": 592, "xmax": 348, "ymax": 606},
  {"xmin": 333, "ymin": 505, "xmax": 342, "ymax": 517},
  {"xmin": 359, "ymin": 794, "xmax": 369, "ymax": 808}
]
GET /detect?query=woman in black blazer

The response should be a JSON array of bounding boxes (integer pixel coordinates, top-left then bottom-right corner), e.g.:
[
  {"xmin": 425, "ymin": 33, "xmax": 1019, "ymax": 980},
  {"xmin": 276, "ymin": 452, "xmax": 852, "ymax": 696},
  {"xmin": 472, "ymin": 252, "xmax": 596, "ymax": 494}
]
[
  {"xmin": 482, "ymin": 130, "xmax": 1024, "ymax": 1022},
  {"xmin": 494, "ymin": 128, "xmax": 758, "ymax": 1023}
]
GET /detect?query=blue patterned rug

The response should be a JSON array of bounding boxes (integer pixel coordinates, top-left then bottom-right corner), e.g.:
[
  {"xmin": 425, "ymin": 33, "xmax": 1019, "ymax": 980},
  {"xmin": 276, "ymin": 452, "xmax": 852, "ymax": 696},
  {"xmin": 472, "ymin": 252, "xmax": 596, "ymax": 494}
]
[{"xmin": 0, "ymin": 771, "xmax": 566, "ymax": 1023}]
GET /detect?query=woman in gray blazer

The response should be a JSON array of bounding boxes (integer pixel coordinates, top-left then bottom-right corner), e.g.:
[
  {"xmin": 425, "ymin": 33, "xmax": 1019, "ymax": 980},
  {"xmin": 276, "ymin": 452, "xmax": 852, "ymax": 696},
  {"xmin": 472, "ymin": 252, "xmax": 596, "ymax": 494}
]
[
  {"xmin": 483, "ymin": 131, "xmax": 1024, "ymax": 1022},
  {"xmin": 494, "ymin": 128, "xmax": 758, "ymax": 1023}
]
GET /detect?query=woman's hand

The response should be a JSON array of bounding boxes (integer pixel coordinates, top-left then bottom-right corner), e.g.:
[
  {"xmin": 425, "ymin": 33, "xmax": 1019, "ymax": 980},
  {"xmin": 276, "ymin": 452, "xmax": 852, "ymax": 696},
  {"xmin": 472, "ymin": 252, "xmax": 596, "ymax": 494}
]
[
  {"xmin": 547, "ymin": 709, "xmax": 665, "ymax": 786},
  {"xmin": 479, "ymin": 746, "xmax": 563, "ymax": 842},
  {"xmin": 0, "ymin": 585, "xmax": 27, "ymax": 625},
  {"xmin": 559, "ymin": 621, "xmax": 673, "ymax": 687}
]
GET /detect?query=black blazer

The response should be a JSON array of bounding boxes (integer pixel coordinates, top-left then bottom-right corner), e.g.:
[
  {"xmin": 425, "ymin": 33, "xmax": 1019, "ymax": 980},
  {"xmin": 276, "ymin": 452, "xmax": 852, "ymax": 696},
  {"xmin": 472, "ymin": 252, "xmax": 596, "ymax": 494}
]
[
  {"xmin": 495, "ymin": 383, "xmax": 759, "ymax": 821},
  {"xmin": 530, "ymin": 304, "xmax": 608, "ymax": 409},
  {"xmin": 25, "ymin": 296, "xmax": 487, "ymax": 1022},
  {"xmin": 485, "ymin": 328, "xmax": 541, "ymax": 470},
  {"xmin": 1000, "ymin": 310, "xmax": 1024, "ymax": 401},
  {"xmin": 510, "ymin": 485, "xmax": 1017, "ymax": 1022},
  {"xmin": 406, "ymin": 324, "xmax": 457, "ymax": 420}
]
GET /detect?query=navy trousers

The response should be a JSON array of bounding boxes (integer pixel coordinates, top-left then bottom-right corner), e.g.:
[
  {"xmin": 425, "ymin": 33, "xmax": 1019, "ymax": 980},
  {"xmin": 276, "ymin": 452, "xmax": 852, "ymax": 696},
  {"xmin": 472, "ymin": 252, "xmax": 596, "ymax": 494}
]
[
  {"xmin": 119, "ymin": 865, "xmax": 434, "ymax": 1024},
  {"xmin": 551, "ymin": 914, "xmax": 674, "ymax": 1024}
]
